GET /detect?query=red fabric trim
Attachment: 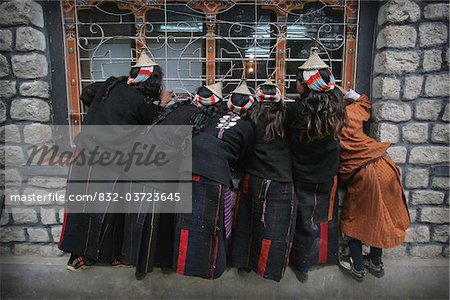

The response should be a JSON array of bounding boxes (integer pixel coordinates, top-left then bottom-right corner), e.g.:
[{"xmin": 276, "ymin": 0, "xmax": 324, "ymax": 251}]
[
  {"xmin": 328, "ymin": 176, "xmax": 338, "ymax": 221},
  {"xmin": 58, "ymin": 209, "xmax": 68, "ymax": 248},
  {"xmin": 318, "ymin": 222, "xmax": 328, "ymax": 264},
  {"xmin": 233, "ymin": 192, "xmax": 241, "ymax": 226},
  {"xmin": 257, "ymin": 239, "xmax": 271, "ymax": 277},
  {"xmin": 242, "ymin": 173, "xmax": 250, "ymax": 194},
  {"xmin": 176, "ymin": 229, "xmax": 189, "ymax": 275},
  {"xmin": 210, "ymin": 235, "xmax": 219, "ymax": 279}
]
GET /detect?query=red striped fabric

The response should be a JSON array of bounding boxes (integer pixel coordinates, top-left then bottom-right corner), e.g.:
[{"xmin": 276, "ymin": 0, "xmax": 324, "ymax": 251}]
[
  {"xmin": 257, "ymin": 239, "xmax": 272, "ymax": 277},
  {"xmin": 318, "ymin": 222, "xmax": 328, "ymax": 264},
  {"xmin": 210, "ymin": 235, "xmax": 219, "ymax": 279},
  {"xmin": 328, "ymin": 176, "xmax": 338, "ymax": 221},
  {"xmin": 176, "ymin": 229, "xmax": 189, "ymax": 275},
  {"xmin": 242, "ymin": 174, "xmax": 250, "ymax": 194}
]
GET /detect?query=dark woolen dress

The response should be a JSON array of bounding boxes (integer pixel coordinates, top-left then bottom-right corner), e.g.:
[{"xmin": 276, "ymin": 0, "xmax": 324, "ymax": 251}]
[
  {"xmin": 120, "ymin": 102, "xmax": 199, "ymax": 274},
  {"xmin": 229, "ymin": 120, "xmax": 296, "ymax": 282},
  {"xmin": 173, "ymin": 111, "xmax": 255, "ymax": 280},
  {"xmin": 58, "ymin": 77, "xmax": 161, "ymax": 263},
  {"xmin": 287, "ymin": 99, "xmax": 340, "ymax": 271}
]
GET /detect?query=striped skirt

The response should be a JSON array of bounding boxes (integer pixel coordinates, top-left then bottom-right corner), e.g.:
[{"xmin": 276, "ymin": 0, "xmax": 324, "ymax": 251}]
[
  {"xmin": 120, "ymin": 180, "xmax": 176, "ymax": 274},
  {"xmin": 173, "ymin": 175, "xmax": 229, "ymax": 280},
  {"xmin": 290, "ymin": 176, "xmax": 339, "ymax": 270},
  {"xmin": 59, "ymin": 150, "xmax": 124, "ymax": 263},
  {"xmin": 229, "ymin": 174, "xmax": 296, "ymax": 282}
]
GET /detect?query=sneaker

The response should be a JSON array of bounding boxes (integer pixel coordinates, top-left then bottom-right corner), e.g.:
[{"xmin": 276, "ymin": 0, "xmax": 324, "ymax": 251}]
[
  {"xmin": 364, "ymin": 256, "xmax": 385, "ymax": 278},
  {"xmin": 66, "ymin": 255, "xmax": 91, "ymax": 272},
  {"xmin": 339, "ymin": 255, "xmax": 365, "ymax": 282}
]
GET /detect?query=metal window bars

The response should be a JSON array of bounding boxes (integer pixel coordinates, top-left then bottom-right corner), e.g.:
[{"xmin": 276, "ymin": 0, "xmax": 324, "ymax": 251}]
[{"xmin": 62, "ymin": 0, "xmax": 359, "ymax": 139}]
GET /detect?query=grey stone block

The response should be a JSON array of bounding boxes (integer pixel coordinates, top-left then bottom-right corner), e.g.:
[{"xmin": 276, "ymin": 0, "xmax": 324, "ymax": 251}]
[
  {"xmin": 19, "ymin": 81, "xmax": 49, "ymax": 98},
  {"xmin": 10, "ymin": 98, "xmax": 50, "ymax": 122},
  {"xmin": 16, "ymin": 27, "xmax": 46, "ymax": 51},
  {"xmin": 378, "ymin": 0, "xmax": 420, "ymax": 25},
  {"xmin": 419, "ymin": 23, "xmax": 448, "ymax": 47},
  {"xmin": 0, "ymin": 0, "xmax": 44, "ymax": 27},
  {"xmin": 409, "ymin": 146, "xmax": 449, "ymax": 165},
  {"xmin": 402, "ymin": 123, "xmax": 428, "ymax": 144},
  {"xmin": 374, "ymin": 51, "xmax": 420, "ymax": 74},
  {"xmin": 411, "ymin": 190, "xmax": 445, "ymax": 205},
  {"xmin": 11, "ymin": 53, "xmax": 48, "ymax": 79},
  {"xmin": 0, "ymin": 29, "xmax": 12, "ymax": 51}
]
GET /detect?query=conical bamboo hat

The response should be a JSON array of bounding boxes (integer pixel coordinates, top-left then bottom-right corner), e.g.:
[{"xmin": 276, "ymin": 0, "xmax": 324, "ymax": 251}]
[
  {"xmin": 205, "ymin": 81, "xmax": 223, "ymax": 99},
  {"xmin": 298, "ymin": 47, "xmax": 329, "ymax": 70},
  {"xmin": 132, "ymin": 51, "xmax": 158, "ymax": 68},
  {"xmin": 260, "ymin": 78, "xmax": 278, "ymax": 87},
  {"xmin": 231, "ymin": 80, "xmax": 252, "ymax": 95}
]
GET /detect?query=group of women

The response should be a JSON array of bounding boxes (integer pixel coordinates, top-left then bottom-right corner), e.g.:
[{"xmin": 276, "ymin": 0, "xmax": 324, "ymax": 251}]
[{"xmin": 58, "ymin": 48, "xmax": 410, "ymax": 283}]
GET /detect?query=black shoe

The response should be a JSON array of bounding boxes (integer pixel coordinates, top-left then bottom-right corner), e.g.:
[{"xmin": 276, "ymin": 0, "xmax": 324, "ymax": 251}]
[
  {"xmin": 339, "ymin": 256, "xmax": 365, "ymax": 282},
  {"xmin": 364, "ymin": 256, "xmax": 385, "ymax": 278},
  {"xmin": 293, "ymin": 269, "xmax": 309, "ymax": 283},
  {"xmin": 135, "ymin": 271, "xmax": 147, "ymax": 280}
]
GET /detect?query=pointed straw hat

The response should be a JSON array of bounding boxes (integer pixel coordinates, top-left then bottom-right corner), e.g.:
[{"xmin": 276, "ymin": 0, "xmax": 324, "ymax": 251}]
[
  {"xmin": 298, "ymin": 46, "xmax": 329, "ymax": 70},
  {"xmin": 231, "ymin": 80, "xmax": 252, "ymax": 95},
  {"xmin": 132, "ymin": 51, "xmax": 158, "ymax": 68},
  {"xmin": 259, "ymin": 68, "xmax": 279, "ymax": 87},
  {"xmin": 205, "ymin": 81, "xmax": 223, "ymax": 99},
  {"xmin": 204, "ymin": 64, "xmax": 236, "ymax": 100},
  {"xmin": 261, "ymin": 78, "xmax": 278, "ymax": 87}
]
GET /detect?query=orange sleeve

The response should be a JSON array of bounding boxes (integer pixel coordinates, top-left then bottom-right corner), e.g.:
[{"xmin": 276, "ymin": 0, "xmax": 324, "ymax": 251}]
[{"xmin": 354, "ymin": 95, "xmax": 371, "ymax": 121}]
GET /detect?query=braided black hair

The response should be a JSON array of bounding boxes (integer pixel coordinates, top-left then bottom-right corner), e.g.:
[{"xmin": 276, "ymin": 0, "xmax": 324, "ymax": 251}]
[
  {"xmin": 190, "ymin": 86, "xmax": 225, "ymax": 137},
  {"xmin": 151, "ymin": 100, "xmax": 191, "ymax": 125},
  {"xmin": 100, "ymin": 65, "xmax": 164, "ymax": 104},
  {"xmin": 249, "ymin": 84, "xmax": 285, "ymax": 142}
]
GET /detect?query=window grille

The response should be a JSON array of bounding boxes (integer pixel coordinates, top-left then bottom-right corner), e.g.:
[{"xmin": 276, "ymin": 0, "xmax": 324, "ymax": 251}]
[{"xmin": 62, "ymin": 0, "xmax": 359, "ymax": 140}]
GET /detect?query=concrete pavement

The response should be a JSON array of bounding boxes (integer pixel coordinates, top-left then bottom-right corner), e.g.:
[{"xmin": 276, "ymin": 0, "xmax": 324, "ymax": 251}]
[{"xmin": 0, "ymin": 256, "xmax": 448, "ymax": 299}]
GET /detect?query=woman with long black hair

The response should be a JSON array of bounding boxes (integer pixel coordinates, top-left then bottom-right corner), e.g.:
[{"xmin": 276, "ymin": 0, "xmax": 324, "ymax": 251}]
[
  {"xmin": 173, "ymin": 79, "xmax": 255, "ymax": 280},
  {"xmin": 120, "ymin": 92, "xmax": 200, "ymax": 280},
  {"xmin": 288, "ymin": 47, "xmax": 345, "ymax": 282},
  {"xmin": 229, "ymin": 78, "xmax": 296, "ymax": 282},
  {"xmin": 59, "ymin": 51, "xmax": 170, "ymax": 270}
]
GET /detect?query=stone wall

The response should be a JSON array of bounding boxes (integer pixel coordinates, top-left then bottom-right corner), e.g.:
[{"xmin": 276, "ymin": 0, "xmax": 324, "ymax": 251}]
[
  {"xmin": 0, "ymin": 0, "xmax": 66, "ymax": 256},
  {"xmin": 372, "ymin": 0, "xmax": 449, "ymax": 258}
]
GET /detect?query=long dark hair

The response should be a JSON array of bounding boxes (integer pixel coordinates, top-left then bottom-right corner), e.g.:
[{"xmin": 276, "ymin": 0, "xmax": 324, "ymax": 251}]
[
  {"xmin": 294, "ymin": 68, "xmax": 345, "ymax": 143},
  {"xmin": 151, "ymin": 99, "xmax": 191, "ymax": 125},
  {"xmin": 101, "ymin": 65, "xmax": 164, "ymax": 104},
  {"xmin": 190, "ymin": 86, "xmax": 225, "ymax": 137},
  {"xmin": 249, "ymin": 84, "xmax": 285, "ymax": 142}
]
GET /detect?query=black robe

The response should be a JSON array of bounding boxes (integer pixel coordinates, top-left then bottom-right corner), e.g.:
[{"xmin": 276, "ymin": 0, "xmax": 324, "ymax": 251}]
[
  {"xmin": 173, "ymin": 111, "xmax": 255, "ymax": 279},
  {"xmin": 119, "ymin": 101, "xmax": 199, "ymax": 273},
  {"xmin": 58, "ymin": 77, "xmax": 161, "ymax": 262}
]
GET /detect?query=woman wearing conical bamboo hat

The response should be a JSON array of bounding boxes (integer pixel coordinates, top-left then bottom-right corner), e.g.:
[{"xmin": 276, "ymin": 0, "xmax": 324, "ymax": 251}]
[
  {"xmin": 229, "ymin": 74, "xmax": 296, "ymax": 282},
  {"xmin": 173, "ymin": 72, "xmax": 256, "ymax": 280},
  {"xmin": 59, "ymin": 50, "xmax": 171, "ymax": 271},
  {"xmin": 287, "ymin": 46, "xmax": 345, "ymax": 283}
]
